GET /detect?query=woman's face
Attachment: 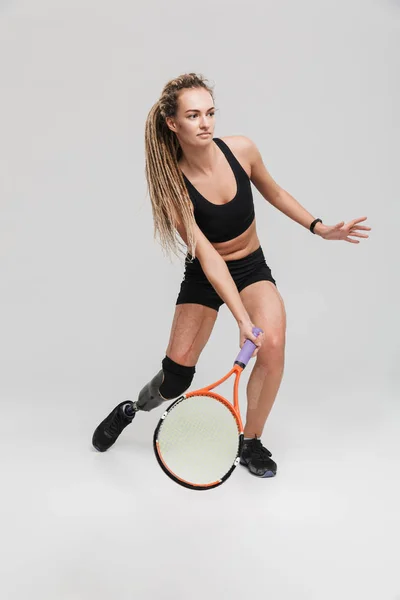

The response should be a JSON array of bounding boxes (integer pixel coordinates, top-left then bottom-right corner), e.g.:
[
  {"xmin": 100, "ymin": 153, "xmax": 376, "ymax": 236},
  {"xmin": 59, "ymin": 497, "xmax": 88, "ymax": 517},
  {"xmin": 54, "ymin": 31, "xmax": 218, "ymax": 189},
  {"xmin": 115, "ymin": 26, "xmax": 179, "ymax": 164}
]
[{"xmin": 166, "ymin": 87, "xmax": 216, "ymax": 145}]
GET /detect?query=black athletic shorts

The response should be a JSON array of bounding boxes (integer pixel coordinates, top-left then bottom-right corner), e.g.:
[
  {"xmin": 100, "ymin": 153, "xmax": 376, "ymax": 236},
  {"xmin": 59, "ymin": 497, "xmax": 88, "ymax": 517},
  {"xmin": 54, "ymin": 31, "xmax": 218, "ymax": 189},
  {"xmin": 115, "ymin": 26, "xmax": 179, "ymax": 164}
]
[{"xmin": 176, "ymin": 246, "xmax": 276, "ymax": 312}]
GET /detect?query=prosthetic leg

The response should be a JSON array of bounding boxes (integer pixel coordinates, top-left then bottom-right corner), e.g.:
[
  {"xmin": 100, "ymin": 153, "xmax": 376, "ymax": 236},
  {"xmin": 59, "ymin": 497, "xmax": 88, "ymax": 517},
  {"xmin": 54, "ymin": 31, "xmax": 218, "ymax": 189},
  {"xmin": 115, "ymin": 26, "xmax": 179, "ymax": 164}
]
[
  {"xmin": 92, "ymin": 356, "xmax": 196, "ymax": 450},
  {"xmin": 125, "ymin": 357, "xmax": 196, "ymax": 415}
]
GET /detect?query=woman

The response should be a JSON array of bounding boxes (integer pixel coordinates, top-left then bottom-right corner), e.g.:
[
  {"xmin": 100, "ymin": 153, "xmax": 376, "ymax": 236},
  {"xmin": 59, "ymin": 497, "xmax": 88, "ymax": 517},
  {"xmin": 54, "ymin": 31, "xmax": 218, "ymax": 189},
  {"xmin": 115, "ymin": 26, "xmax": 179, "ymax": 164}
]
[{"xmin": 92, "ymin": 73, "xmax": 370, "ymax": 478}]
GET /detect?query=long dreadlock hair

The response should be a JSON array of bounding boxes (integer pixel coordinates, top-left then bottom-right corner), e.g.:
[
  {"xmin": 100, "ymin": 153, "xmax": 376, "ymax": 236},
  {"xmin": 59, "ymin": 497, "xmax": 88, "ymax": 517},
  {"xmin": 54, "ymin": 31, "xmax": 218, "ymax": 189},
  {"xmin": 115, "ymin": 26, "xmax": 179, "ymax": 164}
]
[{"xmin": 144, "ymin": 73, "xmax": 215, "ymax": 261}]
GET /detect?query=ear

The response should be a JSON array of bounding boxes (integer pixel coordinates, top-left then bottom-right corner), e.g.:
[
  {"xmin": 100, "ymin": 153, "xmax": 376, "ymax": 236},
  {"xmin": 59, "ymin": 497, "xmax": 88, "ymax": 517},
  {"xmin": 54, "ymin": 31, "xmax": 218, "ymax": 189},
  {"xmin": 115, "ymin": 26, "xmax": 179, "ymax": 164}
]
[{"xmin": 165, "ymin": 116, "xmax": 177, "ymax": 133}]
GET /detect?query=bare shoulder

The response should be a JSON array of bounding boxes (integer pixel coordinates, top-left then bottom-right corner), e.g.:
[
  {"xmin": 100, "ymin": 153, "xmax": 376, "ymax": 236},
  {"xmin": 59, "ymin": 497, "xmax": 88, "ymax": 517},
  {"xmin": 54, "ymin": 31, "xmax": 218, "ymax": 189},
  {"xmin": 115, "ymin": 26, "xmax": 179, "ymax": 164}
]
[
  {"xmin": 219, "ymin": 135, "xmax": 257, "ymax": 176},
  {"xmin": 220, "ymin": 134, "xmax": 255, "ymax": 153}
]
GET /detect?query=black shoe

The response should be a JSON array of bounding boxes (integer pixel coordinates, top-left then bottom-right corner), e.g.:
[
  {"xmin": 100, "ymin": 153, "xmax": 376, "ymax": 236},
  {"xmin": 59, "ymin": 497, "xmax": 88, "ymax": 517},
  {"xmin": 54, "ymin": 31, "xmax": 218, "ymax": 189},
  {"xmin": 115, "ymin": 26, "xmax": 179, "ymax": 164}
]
[
  {"xmin": 92, "ymin": 401, "xmax": 136, "ymax": 452},
  {"xmin": 240, "ymin": 437, "xmax": 277, "ymax": 478}
]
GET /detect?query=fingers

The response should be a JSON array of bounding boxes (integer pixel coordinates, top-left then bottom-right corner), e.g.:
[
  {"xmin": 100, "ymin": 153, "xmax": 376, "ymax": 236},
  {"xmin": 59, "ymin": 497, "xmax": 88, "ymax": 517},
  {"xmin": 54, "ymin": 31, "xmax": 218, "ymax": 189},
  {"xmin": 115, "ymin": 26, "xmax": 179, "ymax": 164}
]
[
  {"xmin": 240, "ymin": 334, "xmax": 262, "ymax": 349},
  {"xmin": 255, "ymin": 330, "xmax": 264, "ymax": 345},
  {"xmin": 241, "ymin": 339, "xmax": 259, "ymax": 357},
  {"xmin": 250, "ymin": 328, "xmax": 263, "ymax": 357},
  {"xmin": 344, "ymin": 237, "xmax": 360, "ymax": 243},
  {"xmin": 348, "ymin": 232, "xmax": 369, "ymax": 238},
  {"xmin": 240, "ymin": 325, "xmax": 264, "ymax": 356},
  {"xmin": 350, "ymin": 216, "xmax": 368, "ymax": 227},
  {"xmin": 336, "ymin": 217, "xmax": 370, "ymax": 232},
  {"xmin": 253, "ymin": 337, "xmax": 263, "ymax": 356},
  {"xmin": 251, "ymin": 336, "xmax": 262, "ymax": 352}
]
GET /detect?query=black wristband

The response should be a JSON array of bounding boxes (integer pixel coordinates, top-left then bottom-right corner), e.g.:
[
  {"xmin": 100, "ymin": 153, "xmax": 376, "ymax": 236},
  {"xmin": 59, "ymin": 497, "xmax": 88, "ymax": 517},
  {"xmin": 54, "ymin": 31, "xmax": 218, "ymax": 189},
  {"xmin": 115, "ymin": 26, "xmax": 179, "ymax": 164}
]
[{"xmin": 310, "ymin": 218, "xmax": 322, "ymax": 234}]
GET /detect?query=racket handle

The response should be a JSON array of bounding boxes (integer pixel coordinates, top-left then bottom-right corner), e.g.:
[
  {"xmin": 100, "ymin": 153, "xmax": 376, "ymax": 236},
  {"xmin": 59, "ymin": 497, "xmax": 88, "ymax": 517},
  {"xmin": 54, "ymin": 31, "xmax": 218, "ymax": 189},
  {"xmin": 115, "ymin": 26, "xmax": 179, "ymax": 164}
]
[{"xmin": 234, "ymin": 327, "xmax": 263, "ymax": 368}]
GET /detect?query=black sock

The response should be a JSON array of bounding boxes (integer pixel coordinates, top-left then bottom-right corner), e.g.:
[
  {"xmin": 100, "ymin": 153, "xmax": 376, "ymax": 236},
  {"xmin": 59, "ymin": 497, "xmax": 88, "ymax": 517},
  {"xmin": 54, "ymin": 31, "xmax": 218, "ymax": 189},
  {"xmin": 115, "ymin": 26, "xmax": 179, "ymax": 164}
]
[{"xmin": 159, "ymin": 356, "xmax": 196, "ymax": 399}]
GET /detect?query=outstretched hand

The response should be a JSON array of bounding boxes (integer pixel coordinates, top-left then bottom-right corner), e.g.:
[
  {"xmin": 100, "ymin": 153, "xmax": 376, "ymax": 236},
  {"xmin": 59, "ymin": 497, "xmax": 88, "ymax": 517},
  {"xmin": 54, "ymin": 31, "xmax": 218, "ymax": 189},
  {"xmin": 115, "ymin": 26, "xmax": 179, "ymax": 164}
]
[{"xmin": 319, "ymin": 216, "xmax": 371, "ymax": 243}]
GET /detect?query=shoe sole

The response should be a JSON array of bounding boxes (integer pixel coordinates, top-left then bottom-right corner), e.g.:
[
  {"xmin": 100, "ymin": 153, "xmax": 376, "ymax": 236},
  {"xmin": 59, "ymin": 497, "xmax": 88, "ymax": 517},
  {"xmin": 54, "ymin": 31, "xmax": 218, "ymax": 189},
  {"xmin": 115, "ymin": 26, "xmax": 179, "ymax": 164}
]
[
  {"xmin": 92, "ymin": 443, "xmax": 107, "ymax": 452},
  {"xmin": 92, "ymin": 431, "xmax": 116, "ymax": 453},
  {"xmin": 240, "ymin": 458, "xmax": 276, "ymax": 478}
]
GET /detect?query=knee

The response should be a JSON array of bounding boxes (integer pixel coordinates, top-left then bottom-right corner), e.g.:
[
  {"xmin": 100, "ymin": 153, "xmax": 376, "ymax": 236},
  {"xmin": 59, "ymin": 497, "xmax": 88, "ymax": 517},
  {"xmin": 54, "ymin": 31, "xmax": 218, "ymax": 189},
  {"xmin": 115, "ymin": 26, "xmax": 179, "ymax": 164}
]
[
  {"xmin": 257, "ymin": 332, "xmax": 285, "ymax": 367},
  {"xmin": 159, "ymin": 355, "xmax": 196, "ymax": 400}
]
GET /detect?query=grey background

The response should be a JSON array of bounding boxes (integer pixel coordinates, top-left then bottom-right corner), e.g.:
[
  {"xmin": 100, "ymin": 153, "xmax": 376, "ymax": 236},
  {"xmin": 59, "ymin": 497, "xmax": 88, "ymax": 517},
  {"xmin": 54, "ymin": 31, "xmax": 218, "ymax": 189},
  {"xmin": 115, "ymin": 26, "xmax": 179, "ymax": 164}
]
[{"xmin": 1, "ymin": 1, "xmax": 399, "ymax": 599}]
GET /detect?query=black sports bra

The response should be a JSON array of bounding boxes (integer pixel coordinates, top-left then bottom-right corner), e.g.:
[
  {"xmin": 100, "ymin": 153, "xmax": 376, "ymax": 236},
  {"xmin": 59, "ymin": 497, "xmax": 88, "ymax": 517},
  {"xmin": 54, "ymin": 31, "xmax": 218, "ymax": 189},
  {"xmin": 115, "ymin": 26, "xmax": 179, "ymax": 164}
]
[{"xmin": 181, "ymin": 138, "xmax": 255, "ymax": 243}]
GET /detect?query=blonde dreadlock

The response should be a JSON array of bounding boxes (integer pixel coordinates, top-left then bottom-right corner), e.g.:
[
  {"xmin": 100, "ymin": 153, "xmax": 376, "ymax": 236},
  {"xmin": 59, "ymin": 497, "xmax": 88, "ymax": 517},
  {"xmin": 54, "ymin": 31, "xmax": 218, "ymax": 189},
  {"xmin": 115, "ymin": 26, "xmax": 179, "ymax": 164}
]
[{"xmin": 144, "ymin": 73, "xmax": 215, "ymax": 260}]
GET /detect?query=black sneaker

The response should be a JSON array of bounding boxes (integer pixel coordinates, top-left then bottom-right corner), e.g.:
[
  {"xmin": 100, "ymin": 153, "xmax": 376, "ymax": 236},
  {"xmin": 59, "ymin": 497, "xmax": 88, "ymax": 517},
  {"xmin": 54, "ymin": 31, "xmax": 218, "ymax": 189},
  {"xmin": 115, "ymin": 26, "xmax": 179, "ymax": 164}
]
[
  {"xmin": 240, "ymin": 437, "xmax": 277, "ymax": 478},
  {"xmin": 92, "ymin": 401, "xmax": 136, "ymax": 452}
]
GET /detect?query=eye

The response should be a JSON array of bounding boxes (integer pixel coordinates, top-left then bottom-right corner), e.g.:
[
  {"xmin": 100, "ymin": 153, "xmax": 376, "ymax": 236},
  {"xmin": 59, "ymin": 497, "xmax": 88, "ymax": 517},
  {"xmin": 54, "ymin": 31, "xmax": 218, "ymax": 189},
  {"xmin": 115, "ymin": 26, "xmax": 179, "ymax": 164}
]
[{"xmin": 188, "ymin": 112, "xmax": 215, "ymax": 119}]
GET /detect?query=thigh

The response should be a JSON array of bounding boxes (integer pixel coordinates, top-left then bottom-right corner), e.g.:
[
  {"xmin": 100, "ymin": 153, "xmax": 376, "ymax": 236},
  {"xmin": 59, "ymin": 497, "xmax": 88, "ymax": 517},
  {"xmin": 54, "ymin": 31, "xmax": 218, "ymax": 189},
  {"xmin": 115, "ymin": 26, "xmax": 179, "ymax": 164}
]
[
  {"xmin": 165, "ymin": 303, "xmax": 218, "ymax": 366},
  {"xmin": 240, "ymin": 281, "xmax": 286, "ymax": 356}
]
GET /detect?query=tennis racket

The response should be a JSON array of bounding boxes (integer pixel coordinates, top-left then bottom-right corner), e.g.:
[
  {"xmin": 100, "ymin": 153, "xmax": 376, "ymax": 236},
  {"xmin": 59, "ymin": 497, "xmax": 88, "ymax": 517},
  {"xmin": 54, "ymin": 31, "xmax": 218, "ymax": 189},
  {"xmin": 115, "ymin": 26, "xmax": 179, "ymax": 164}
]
[{"xmin": 153, "ymin": 326, "xmax": 263, "ymax": 490}]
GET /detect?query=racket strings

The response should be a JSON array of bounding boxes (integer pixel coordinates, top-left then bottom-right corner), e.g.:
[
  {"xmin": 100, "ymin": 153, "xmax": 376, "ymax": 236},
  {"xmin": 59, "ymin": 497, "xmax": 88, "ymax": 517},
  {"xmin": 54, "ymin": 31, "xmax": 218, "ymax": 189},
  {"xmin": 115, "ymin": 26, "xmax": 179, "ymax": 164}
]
[{"xmin": 156, "ymin": 394, "xmax": 241, "ymax": 485}]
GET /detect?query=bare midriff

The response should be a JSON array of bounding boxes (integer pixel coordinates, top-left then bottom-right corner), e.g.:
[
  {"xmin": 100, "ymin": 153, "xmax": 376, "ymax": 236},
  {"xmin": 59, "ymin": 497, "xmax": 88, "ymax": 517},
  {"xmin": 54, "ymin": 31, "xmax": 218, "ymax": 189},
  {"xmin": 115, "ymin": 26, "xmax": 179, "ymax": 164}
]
[{"xmin": 211, "ymin": 219, "xmax": 261, "ymax": 262}]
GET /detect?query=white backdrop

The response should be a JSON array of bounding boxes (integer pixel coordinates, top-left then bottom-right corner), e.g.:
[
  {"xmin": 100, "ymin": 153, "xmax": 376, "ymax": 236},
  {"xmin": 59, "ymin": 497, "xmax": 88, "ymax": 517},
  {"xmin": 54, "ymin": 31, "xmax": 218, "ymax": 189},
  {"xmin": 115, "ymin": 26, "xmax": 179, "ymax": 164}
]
[{"xmin": 1, "ymin": 1, "xmax": 399, "ymax": 599}]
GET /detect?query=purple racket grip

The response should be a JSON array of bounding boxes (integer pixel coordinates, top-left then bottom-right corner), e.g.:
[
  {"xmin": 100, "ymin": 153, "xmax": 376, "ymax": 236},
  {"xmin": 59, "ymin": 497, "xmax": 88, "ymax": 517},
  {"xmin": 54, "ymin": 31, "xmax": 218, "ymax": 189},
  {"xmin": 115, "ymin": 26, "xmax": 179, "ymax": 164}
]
[{"xmin": 234, "ymin": 327, "xmax": 263, "ymax": 368}]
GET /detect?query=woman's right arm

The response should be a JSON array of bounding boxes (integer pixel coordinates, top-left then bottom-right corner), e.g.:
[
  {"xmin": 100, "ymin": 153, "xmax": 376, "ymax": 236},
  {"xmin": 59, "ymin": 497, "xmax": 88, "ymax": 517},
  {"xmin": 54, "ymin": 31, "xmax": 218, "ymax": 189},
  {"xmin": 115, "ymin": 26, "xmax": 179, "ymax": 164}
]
[{"xmin": 175, "ymin": 219, "xmax": 263, "ymax": 352}]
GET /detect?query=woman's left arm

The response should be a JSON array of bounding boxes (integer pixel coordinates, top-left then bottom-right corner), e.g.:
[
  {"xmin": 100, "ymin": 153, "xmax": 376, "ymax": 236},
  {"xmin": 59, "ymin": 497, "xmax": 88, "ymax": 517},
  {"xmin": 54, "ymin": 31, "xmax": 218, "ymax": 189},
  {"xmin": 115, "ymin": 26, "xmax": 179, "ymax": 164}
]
[{"xmin": 245, "ymin": 137, "xmax": 371, "ymax": 243}]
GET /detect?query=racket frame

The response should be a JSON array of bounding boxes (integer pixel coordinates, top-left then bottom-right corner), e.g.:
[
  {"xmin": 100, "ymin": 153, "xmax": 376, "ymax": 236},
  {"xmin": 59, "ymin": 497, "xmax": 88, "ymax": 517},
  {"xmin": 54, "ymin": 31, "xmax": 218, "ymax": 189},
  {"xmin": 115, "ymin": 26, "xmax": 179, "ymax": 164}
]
[{"xmin": 153, "ymin": 363, "xmax": 245, "ymax": 491}]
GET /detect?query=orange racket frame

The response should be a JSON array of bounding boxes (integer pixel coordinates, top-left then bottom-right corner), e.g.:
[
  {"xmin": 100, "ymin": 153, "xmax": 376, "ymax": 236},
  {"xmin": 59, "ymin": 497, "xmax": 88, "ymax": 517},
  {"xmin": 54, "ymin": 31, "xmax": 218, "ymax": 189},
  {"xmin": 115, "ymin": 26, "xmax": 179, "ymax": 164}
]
[
  {"xmin": 153, "ymin": 327, "xmax": 263, "ymax": 491},
  {"xmin": 153, "ymin": 363, "xmax": 245, "ymax": 490}
]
